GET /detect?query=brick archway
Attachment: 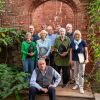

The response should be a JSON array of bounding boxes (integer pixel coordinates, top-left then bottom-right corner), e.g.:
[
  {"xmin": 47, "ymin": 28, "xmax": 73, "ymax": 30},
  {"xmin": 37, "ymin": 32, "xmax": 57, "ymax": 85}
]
[
  {"xmin": 0, "ymin": 0, "xmax": 88, "ymax": 33},
  {"xmin": 28, "ymin": 0, "xmax": 85, "ymax": 32}
]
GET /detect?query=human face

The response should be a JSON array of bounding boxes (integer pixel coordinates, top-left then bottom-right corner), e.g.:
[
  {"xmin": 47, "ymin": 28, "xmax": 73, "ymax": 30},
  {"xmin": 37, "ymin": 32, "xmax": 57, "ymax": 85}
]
[
  {"xmin": 47, "ymin": 28, "xmax": 53, "ymax": 35},
  {"xmin": 60, "ymin": 31, "xmax": 65, "ymax": 37},
  {"xmin": 29, "ymin": 26, "xmax": 34, "ymax": 34},
  {"xmin": 41, "ymin": 33, "xmax": 46, "ymax": 40},
  {"xmin": 55, "ymin": 25, "xmax": 61, "ymax": 32},
  {"xmin": 38, "ymin": 60, "xmax": 46, "ymax": 71},
  {"xmin": 66, "ymin": 25, "xmax": 72, "ymax": 33},
  {"xmin": 74, "ymin": 34, "xmax": 81, "ymax": 41},
  {"xmin": 26, "ymin": 35, "xmax": 31, "ymax": 42}
]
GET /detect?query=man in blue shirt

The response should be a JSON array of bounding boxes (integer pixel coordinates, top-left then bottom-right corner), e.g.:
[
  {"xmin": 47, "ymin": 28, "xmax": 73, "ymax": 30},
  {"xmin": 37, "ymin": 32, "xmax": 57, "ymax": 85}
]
[
  {"xmin": 46, "ymin": 26, "xmax": 58, "ymax": 67},
  {"xmin": 29, "ymin": 58, "xmax": 61, "ymax": 100}
]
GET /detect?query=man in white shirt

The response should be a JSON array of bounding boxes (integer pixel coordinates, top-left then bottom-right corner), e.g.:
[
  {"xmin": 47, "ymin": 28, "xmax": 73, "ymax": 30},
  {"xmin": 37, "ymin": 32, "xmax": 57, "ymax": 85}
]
[{"xmin": 29, "ymin": 58, "xmax": 61, "ymax": 100}]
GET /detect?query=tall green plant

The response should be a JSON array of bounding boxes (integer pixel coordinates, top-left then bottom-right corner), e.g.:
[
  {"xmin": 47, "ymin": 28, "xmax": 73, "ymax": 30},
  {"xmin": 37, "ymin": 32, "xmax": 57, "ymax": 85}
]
[
  {"xmin": 0, "ymin": 0, "xmax": 4, "ymax": 11},
  {"xmin": 87, "ymin": 0, "xmax": 100, "ymax": 92},
  {"xmin": 0, "ymin": 64, "xmax": 29, "ymax": 100},
  {"xmin": 0, "ymin": 28, "xmax": 25, "ymax": 63}
]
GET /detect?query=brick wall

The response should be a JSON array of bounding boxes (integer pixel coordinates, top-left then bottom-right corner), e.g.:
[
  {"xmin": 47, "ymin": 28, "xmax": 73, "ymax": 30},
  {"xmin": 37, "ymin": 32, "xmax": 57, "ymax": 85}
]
[
  {"xmin": 0, "ymin": 0, "xmax": 92, "ymax": 72},
  {"xmin": 0, "ymin": 0, "xmax": 89, "ymax": 34}
]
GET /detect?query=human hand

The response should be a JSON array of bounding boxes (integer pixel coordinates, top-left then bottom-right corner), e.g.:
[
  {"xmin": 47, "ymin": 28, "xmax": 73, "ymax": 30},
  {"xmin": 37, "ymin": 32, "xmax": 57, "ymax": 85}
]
[
  {"xmin": 84, "ymin": 59, "xmax": 89, "ymax": 64},
  {"xmin": 69, "ymin": 60, "xmax": 74, "ymax": 66},
  {"xmin": 60, "ymin": 52, "xmax": 68, "ymax": 57},
  {"xmin": 41, "ymin": 88, "xmax": 48, "ymax": 93},
  {"xmin": 49, "ymin": 84, "xmax": 55, "ymax": 88},
  {"xmin": 28, "ymin": 52, "xmax": 34, "ymax": 56}
]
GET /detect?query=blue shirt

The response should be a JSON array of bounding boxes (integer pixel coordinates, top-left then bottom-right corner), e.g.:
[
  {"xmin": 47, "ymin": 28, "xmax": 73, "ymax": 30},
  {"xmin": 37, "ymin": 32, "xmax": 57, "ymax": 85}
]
[
  {"xmin": 46, "ymin": 34, "xmax": 58, "ymax": 46},
  {"xmin": 30, "ymin": 67, "xmax": 61, "ymax": 90},
  {"xmin": 36, "ymin": 38, "xmax": 51, "ymax": 57},
  {"xmin": 70, "ymin": 40, "xmax": 87, "ymax": 61}
]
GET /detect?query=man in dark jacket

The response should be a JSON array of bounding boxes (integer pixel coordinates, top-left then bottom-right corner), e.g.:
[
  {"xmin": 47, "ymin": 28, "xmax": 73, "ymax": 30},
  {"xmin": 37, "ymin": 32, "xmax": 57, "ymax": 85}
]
[{"xmin": 29, "ymin": 58, "xmax": 61, "ymax": 100}]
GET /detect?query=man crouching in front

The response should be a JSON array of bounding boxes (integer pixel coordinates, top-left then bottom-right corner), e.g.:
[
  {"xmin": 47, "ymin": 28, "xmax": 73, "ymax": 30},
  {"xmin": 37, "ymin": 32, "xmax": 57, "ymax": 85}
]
[{"xmin": 29, "ymin": 58, "xmax": 61, "ymax": 100}]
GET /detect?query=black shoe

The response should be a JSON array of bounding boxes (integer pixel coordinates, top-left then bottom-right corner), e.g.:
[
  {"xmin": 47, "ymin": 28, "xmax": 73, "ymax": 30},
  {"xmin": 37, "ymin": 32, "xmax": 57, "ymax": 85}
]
[{"xmin": 62, "ymin": 84, "xmax": 67, "ymax": 88}]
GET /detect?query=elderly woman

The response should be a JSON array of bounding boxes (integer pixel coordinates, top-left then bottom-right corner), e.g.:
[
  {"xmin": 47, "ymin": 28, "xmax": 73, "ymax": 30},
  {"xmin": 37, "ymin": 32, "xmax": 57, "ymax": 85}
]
[
  {"xmin": 21, "ymin": 32, "xmax": 37, "ymax": 75},
  {"xmin": 54, "ymin": 28, "xmax": 70, "ymax": 88},
  {"xmin": 70, "ymin": 30, "xmax": 89, "ymax": 94},
  {"xmin": 37, "ymin": 30, "xmax": 51, "ymax": 65}
]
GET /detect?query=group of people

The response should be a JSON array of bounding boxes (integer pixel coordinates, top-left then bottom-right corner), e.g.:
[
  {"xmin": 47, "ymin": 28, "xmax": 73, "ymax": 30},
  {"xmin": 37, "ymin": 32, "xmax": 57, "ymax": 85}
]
[{"xmin": 21, "ymin": 24, "xmax": 89, "ymax": 100}]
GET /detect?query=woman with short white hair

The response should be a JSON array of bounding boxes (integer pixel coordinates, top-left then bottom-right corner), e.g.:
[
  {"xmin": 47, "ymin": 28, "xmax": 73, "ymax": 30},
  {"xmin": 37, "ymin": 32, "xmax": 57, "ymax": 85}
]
[
  {"xmin": 54, "ymin": 28, "xmax": 70, "ymax": 88},
  {"xmin": 70, "ymin": 30, "xmax": 89, "ymax": 93},
  {"xmin": 37, "ymin": 30, "xmax": 51, "ymax": 65}
]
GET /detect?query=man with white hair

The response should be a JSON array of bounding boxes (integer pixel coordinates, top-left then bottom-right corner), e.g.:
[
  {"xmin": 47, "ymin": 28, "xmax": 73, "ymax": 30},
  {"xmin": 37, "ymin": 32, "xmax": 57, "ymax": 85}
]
[
  {"xmin": 66, "ymin": 24, "xmax": 74, "ymax": 42},
  {"xmin": 46, "ymin": 26, "xmax": 58, "ymax": 67},
  {"xmin": 29, "ymin": 25, "xmax": 40, "ymax": 42},
  {"xmin": 29, "ymin": 58, "xmax": 61, "ymax": 100},
  {"xmin": 28, "ymin": 25, "xmax": 40, "ymax": 69},
  {"xmin": 66, "ymin": 24, "xmax": 74, "ymax": 84}
]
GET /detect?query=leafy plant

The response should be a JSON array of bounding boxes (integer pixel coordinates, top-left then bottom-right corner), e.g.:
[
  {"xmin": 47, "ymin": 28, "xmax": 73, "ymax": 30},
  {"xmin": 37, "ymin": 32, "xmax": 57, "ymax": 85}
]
[
  {"xmin": 0, "ymin": 64, "xmax": 29, "ymax": 100},
  {"xmin": 0, "ymin": 0, "xmax": 4, "ymax": 11},
  {"xmin": 0, "ymin": 28, "xmax": 26, "ymax": 63},
  {"xmin": 87, "ymin": 0, "xmax": 100, "ymax": 93}
]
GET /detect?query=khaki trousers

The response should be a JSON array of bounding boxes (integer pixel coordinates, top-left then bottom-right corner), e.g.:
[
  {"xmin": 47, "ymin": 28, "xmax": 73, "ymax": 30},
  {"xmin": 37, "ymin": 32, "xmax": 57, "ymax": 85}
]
[{"xmin": 73, "ymin": 61, "xmax": 85, "ymax": 88}]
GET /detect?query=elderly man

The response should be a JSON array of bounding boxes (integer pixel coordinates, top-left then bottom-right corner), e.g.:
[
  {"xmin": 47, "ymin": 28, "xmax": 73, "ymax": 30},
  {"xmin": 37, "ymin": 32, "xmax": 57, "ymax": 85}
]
[
  {"xmin": 29, "ymin": 25, "xmax": 40, "ymax": 42},
  {"xmin": 46, "ymin": 26, "xmax": 58, "ymax": 67},
  {"xmin": 66, "ymin": 24, "xmax": 74, "ymax": 42},
  {"xmin": 29, "ymin": 58, "xmax": 61, "ymax": 100},
  {"xmin": 66, "ymin": 24, "xmax": 74, "ymax": 84}
]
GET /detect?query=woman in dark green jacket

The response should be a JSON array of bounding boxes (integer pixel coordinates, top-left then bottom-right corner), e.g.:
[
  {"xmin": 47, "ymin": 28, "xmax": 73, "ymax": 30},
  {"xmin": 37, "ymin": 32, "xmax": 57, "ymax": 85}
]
[
  {"xmin": 21, "ymin": 32, "xmax": 37, "ymax": 75},
  {"xmin": 54, "ymin": 28, "xmax": 70, "ymax": 88}
]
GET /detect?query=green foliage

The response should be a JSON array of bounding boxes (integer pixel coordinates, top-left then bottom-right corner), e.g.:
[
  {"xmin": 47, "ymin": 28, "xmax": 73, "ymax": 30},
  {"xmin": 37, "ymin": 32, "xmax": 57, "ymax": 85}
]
[
  {"xmin": 0, "ymin": 28, "xmax": 25, "ymax": 52},
  {"xmin": 88, "ymin": 0, "xmax": 100, "ymax": 24},
  {"xmin": 0, "ymin": 0, "xmax": 4, "ymax": 11},
  {"xmin": 87, "ymin": 0, "xmax": 100, "ymax": 92},
  {"xmin": 0, "ymin": 64, "xmax": 29, "ymax": 100}
]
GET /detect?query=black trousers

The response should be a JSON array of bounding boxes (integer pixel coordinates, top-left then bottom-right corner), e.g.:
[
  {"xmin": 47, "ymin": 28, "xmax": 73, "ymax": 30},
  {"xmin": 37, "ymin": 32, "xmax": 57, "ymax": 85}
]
[
  {"xmin": 29, "ymin": 87, "xmax": 56, "ymax": 100},
  {"xmin": 56, "ymin": 66, "xmax": 70, "ymax": 84}
]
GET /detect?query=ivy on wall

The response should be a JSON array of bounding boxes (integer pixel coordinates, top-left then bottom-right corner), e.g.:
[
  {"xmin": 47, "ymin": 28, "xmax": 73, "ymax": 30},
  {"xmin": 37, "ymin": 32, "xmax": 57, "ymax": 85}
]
[
  {"xmin": 0, "ymin": 0, "xmax": 4, "ymax": 11},
  {"xmin": 87, "ymin": 0, "xmax": 100, "ymax": 92}
]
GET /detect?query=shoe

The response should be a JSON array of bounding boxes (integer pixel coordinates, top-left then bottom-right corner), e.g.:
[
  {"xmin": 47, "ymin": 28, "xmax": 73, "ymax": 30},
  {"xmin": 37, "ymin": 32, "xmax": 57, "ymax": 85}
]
[
  {"xmin": 62, "ymin": 84, "xmax": 67, "ymax": 88},
  {"xmin": 80, "ymin": 88, "xmax": 84, "ymax": 94},
  {"xmin": 72, "ymin": 85, "xmax": 78, "ymax": 90}
]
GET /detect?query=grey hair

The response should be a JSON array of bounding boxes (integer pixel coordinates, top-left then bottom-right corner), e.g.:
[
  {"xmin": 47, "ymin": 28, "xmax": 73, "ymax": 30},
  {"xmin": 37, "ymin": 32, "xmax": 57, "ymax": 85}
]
[
  {"xmin": 25, "ymin": 32, "xmax": 32, "ymax": 37},
  {"xmin": 66, "ymin": 23, "xmax": 72, "ymax": 28},
  {"xmin": 38, "ymin": 58, "xmax": 45, "ymax": 63},
  {"xmin": 59, "ymin": 28, "xmax": 66, "ymax": 33}
]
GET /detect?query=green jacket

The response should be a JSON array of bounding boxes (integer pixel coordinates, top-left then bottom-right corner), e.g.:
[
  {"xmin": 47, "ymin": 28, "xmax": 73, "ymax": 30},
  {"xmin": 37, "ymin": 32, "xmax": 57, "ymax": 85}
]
[
  {"xmin": 21, "ymin": 41, "xmax": 37, "ymax": 61},
  {"xmin": 54, "ymin": 36, "xmax": 70, "ymax": 66}
]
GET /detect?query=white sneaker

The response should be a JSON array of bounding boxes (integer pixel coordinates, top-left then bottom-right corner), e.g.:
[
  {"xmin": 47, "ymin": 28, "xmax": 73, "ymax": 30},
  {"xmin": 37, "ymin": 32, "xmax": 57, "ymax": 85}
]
[
  {"xmin": 72, "ymin": 85, "xmax": 78, "ymax": 90},
  {"xmin": 80, "ymin": 88, "xmax": 84, "ymax": 94}
]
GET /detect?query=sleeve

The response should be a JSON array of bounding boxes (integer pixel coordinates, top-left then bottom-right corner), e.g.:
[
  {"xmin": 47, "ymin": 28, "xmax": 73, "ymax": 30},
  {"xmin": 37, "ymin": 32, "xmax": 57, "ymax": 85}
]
[
  {"xmin": 21, "ymin": 42, "xmax": 28, "ymax": 55},
  {"xmin": 30, "ymin": 70, "xmax": 43, "ymax": 90},
  {"xmin": 83, "ymin": 40, "xmax": 87, "ymax": 47},
  {"xmin": 33, "ymin": 42, "xmax": 37, "ymax": 55},
  {"xmin": 36, "ymin": 40, "xmax": 40, "ymax": 55},
  {"xmin": 70, "ymin": 42, "xmax": 73, "ymax": 48},
  {"xmin": 45, "ymin": 39, "xmax": 51, "ymax": 56},
  {"xmin": 53, "ymin": 38, "xmax": 58, "ymax": 52},
  {"xmin": 52, "ymin": 68, "xmax": 61, "ymax": 87}
]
